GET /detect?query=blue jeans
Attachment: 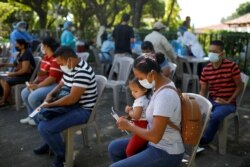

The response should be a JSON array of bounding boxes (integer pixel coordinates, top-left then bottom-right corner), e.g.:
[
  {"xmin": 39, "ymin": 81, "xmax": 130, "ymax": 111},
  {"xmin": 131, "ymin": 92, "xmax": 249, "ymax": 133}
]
[
  {"xmin": 201, "ymin": 99, "xmax": 236, "ymax": 144},
  {"xmin": 108, "ymin": 138, "xmax": 183, "ymax": 167},
  {"xmin": 21, "ymin": 84, "xmax": 57, "ymax": 114},
  {"xmin": 37, "ymin": 106, "xmax": 91, "ymax": 158}
]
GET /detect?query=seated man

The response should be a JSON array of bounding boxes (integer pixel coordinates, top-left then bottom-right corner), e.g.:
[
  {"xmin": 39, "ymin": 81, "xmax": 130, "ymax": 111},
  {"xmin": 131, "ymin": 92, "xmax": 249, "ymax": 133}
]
[
  {"xmin": 199, "ymin": 40, "xmax": 243, "ymax": 145},
  {"xmin": 34, "ymin": 46, "xmax": 97, "ymax": 167}
]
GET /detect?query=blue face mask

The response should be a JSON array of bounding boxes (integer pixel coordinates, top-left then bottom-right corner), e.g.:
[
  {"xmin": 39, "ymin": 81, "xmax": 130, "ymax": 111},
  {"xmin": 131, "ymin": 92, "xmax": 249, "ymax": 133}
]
[{"xmin": 208, "ymin": 52, "xmax": 219, "ymax": 63}]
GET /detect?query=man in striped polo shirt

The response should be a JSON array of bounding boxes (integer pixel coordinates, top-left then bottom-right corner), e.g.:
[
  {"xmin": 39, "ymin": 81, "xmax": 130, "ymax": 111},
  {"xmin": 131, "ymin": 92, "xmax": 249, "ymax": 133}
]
[
  {"xmin": 35, "ymin": 46, "xmax": 97, "ymax": 167},
  {"xmin": 199, "ymin": 40, "xmax": 243, "ymax": 145}
]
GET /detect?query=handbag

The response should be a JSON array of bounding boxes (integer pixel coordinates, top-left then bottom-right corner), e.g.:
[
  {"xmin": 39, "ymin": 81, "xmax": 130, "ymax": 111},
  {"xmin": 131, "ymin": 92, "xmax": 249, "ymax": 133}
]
[
  {"xmin": 37, "ymin": 103, "xmax": 80, "ymax": 120},
  {"xmin": 37, "ymin": 85, "xmax": 80, "ymax": 120}
]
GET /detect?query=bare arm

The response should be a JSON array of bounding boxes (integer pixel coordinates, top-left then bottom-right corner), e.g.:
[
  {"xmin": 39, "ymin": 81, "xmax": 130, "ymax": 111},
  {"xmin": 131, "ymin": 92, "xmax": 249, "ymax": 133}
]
[
  {"xmin": 8, "ymin": 61, "xmax": 30, "ymax": 76},
  {"xmin": 217, "ymin": 77, "xmax": 243, "ymax": 104},
  {"xmin": 29, "ymin": 76, "xmax": 56, "ymax": 91},
  {"xmin": 44, "ymin": 84, "xmax": 85, "ymax": 107},
  {"xmin": 128, "ymin": 106, "xmax": 143, "ymax": 120},
  {"xmin": 199, "ymin": 82, "xmax": 208, "ymax": 97},
  {"xmin": 117, "ymin": 116, "xmax": 169, "ymax": 144},
  {"xmin": 43, "ymin": 80, "xmax": 64, "ymax": 103}
]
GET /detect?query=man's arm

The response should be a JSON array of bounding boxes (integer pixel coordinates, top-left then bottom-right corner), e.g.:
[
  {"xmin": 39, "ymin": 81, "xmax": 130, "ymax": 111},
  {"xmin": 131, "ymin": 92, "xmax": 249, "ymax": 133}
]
[
  {"xmin": 199, "ymin": 82, "xmax": 208, "ymax": 97},
  {"xmin": 226, "ymin": 77, "xmax": 243, "ymax": 104},
  {"xmin": 45, "ymin": 85, "xmax": 85, "ymax": 107},
  {"xmin": 161, "ymin": 37, "xmax": 177, "ymax": 63}
]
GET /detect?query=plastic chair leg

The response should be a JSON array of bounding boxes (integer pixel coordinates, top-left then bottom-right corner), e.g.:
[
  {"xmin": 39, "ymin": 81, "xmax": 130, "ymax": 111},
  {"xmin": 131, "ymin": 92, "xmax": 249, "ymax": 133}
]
[
  {"xmin": 93, "ymin": 122, "xmax": 102, "ymax": 156},
  {"xmin": 182, "ymin": 77, "xmax": 190, "ymax": 92},
  {"xmin": 218, "ymin": 118, "xmax": 228, "ymax": 155},
  {"xmin": 112, "ymin": 85, "xmax": 120, "ymax": 111},
  {"xmin": 234, "ymin": 115, "xmax": 239, "ymax": 143},
  {"xmin": 82, "ymin": 128, "xmax": 89, "ymax": 147},
  {"xmin": 65, "ymin": 129, "xmax": 74, "ymax": 167}
]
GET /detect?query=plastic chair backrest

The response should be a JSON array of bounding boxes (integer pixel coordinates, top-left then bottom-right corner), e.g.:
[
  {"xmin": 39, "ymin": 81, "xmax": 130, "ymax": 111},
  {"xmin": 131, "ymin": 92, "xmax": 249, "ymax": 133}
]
[
  {"xmin": 108, "ymin": 56, "xmax": 134, "ymax": 82},
  {"xmin": 29, "ymin": 56, "xmax": 42, "ymax": 82},
  {"xmin": 237, "ymin": 72, "xmax": 249, "ymax": 106},
  {"xmin": 87, "ymin": 75, "xmax": 107, "ymax": 123},
  {"xmin": 168, "ymin": 62, "xmax": 177, "ymax": 80},
  {"xmin": 183, "ymin": 93, "xmax": 212, "ymax": 167},
  {"xmin": 76, "ymin": 52, "xmax": 90, "ymax": 61}
]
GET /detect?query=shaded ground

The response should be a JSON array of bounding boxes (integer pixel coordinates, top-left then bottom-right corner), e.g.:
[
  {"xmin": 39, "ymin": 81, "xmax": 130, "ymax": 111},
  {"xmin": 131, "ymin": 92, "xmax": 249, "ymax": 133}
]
[{"xmin": 0, "ymin": 79, "xmax": 250, "ymax": 167}]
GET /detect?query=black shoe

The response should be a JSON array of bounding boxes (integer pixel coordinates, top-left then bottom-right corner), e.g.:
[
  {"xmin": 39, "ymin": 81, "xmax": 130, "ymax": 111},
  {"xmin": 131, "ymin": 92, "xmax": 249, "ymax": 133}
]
[
  {"xmin": 50, "ymin": 156, "xmax": 65, "ymax": 167},
  {"xmin": 33, "ymin": 144, "xmax": 50, "ymax": 155}
]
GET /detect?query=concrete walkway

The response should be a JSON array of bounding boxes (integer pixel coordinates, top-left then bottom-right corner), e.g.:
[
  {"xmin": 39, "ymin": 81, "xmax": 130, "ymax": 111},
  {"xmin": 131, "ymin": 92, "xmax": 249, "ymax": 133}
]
[{"xmin": 0, "ymin": 85, "xmax": 250, "ymax": 167}]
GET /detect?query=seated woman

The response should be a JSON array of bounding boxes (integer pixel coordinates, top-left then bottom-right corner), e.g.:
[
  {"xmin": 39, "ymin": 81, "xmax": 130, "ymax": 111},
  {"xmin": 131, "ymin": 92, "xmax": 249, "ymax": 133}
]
[
  {"xmin": 20, "ymin": 37, "xmax": 63, "ymax": 126},
  {"xmin": 108, "ymin": 55, "xmax": 184, "ymax": 167},
  {"xmin": 0, "ymin": 39, "xmax": 35, "ymax": 107}
]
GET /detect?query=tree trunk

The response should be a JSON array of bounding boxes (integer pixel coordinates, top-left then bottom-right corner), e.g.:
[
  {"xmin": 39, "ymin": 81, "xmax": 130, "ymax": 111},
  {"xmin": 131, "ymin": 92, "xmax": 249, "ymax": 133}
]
[
  {"xmin": 166, "ymin": 0, "xmax": 176, "ymax": 26},
  {"xmin": 128, "ymin": 0, "xmax": 149, "ymax": 28},
  {"xmin": 36, "ymin": 9, "xmax": 47, "ymax": 28}
]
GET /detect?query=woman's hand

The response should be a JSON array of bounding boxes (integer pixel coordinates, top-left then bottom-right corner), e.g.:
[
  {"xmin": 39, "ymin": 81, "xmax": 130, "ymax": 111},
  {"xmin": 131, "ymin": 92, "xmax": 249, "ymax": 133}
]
[
  {"xmin": 117, "ymin": 117, "xmax": 132, "ymax": 131},
  {"xmin": 29, "ymin": 84, "xmax": 39, "ymax": 90}
]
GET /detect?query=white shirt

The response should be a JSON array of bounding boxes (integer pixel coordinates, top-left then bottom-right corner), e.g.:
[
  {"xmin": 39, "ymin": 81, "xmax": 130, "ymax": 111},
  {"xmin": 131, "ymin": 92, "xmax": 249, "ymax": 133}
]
[
  {"xmin": 182, "ymin": 31, "xmax": 205, "ymax": 58},
  {"xmin": 132, "ymin": 95, "xmax": 149, "ymax": 120},
  {"xmin": 146, "ymin": 82, "xmax": 184, "ymax": 154},
  {"xmin": 144, "ymin": 31, "xmax": 177, "ymax": 62}
]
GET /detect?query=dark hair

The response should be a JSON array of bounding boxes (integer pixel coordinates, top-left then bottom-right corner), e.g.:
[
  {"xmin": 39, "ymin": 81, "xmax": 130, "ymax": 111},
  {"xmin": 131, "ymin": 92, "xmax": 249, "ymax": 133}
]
[
  {"xmin": 155, "ymin": 52, "xmax": 166, "ymax": 64},
  {"xmin": 122, "ymin": 14, "xmax": 130, "ymax": 22},
  {"xmin": 129, "ymin": 78, "xmax": 151, "ymax": 97},
  {"xmin": 53, "ymin": 46, "xmax": 77, "ymax": 59},
  {"xmin": 42, "ymin": 37, "xmax": 60, "ymax": 52},
  {"xmin": 210, "ymin": 40, "xmax": 224, "ymax": 51},
  {"xmin": 16, "ymin": 39, "xmax": 29, "ymax": 49},
  {"xmin": 141, "ymin": 41, "xmax": 154, "ymax": 52},
  {"xmin": 134, "ymin": 55, "xmax": 161, "ymax": 74}
]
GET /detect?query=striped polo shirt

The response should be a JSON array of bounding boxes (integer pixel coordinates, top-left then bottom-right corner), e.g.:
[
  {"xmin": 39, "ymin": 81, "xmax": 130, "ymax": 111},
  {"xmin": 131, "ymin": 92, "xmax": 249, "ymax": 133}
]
[
  {"xmin": 38, "ymin": 55, "xmax": 63, "ymax": 83},
  {"xmin": 200, "ymin": 59, "xmax": 241, "ymax": 104},
  {"xmin": 62, "ymin": 60, "xmax": 97, "ymax": 110}
]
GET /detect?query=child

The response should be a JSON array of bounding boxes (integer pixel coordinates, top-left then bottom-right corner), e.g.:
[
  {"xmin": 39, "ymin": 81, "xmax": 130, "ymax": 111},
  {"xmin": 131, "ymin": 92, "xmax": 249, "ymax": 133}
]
[{"xmin": 125, "ymin": 78, "xmax": 150, "ymax": 157}]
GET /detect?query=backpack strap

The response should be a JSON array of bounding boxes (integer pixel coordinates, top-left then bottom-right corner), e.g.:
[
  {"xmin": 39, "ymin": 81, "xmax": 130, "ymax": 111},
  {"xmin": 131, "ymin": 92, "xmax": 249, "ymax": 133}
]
[{"xmin": 154, "ymin": 85, "xmax": 181, "ymax": 131}]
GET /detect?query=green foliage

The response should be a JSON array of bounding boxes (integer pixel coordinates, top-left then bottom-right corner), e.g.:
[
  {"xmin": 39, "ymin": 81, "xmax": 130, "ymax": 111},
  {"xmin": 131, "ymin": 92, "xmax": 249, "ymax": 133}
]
[
  {"xmin": 222, "ymin": 2, "xmax": 250, "ymax": 21},
  {"xmin": 143, "ymin": 0, "xmax": 165, "ymax": 20},
  {"xmin": 163, "ymin": 0, "xmax": 181, "ymax": 30}
]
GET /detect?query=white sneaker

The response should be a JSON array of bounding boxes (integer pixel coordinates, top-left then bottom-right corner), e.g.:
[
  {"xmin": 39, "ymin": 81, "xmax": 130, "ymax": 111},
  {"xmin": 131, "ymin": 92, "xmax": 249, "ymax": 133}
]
[
  {"xmin": 28, "ymin": 119, "xmax": 37, "ymax": 126},
  {"xmin": 196, "ymin": 147, "xmax": 205, "ymax": 153},
  {"xmin": 20, "ymin": 117, "xmax": 31, "ymax": 124}
]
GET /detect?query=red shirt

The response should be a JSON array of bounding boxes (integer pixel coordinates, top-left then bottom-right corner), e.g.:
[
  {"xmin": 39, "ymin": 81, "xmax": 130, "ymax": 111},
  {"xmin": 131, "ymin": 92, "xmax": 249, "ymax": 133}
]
[
  {"xmin": 200, "ymin": 59, "xmax": 241, "ymax": 104},
  {"xmin": 37, "ymin": 55, "xmax": 63, "ymax": 83}
]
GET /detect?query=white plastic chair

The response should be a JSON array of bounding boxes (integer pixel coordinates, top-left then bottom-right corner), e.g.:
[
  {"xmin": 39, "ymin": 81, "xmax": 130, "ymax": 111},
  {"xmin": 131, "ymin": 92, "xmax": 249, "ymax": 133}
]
[
  {"xmin": 177, "ymin": 57, "xmax": 199, "ymax": 93},
  {"xmin": 76, "ymin": 52, "xmax": 90, "ymax": 61},
  {"xmin": 168, "ymin": 62, "xmax": 177, "ymax": 80},
  {"xmin": 15, "ymin": 56, "xmax": 42, "ymax": 111},
  {"xmin": 64, "ymin": 75, "xmax": 107, "ymax": 167},
  {"xmin": 183, "ymin": 93, "xmax": 212, "ymax": 167},
  {"xmin": 218, "ymin": 72, "xmax": 249, "ymax": 154},
  {"xmin": 105, "ymin": 56, "xmax": 134, "ymax": 111}
]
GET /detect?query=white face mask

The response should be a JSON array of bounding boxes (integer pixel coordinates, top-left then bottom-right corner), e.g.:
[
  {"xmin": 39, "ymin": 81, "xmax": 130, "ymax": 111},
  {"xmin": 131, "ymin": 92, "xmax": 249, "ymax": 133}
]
[
  {"xmin": 40, "ymin": 45, "xmax": 45, "ymax": 54},
  {"xmin": 60, "ymin": 65, "xmax": 73, "ymax": 73},
  {"xmin": 208, "ymin": 52, "xmax": 220, "ymax": 63},
  {"xmin": 139, "ymin": 79, "xmax": 155, "ymax": 89}
]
